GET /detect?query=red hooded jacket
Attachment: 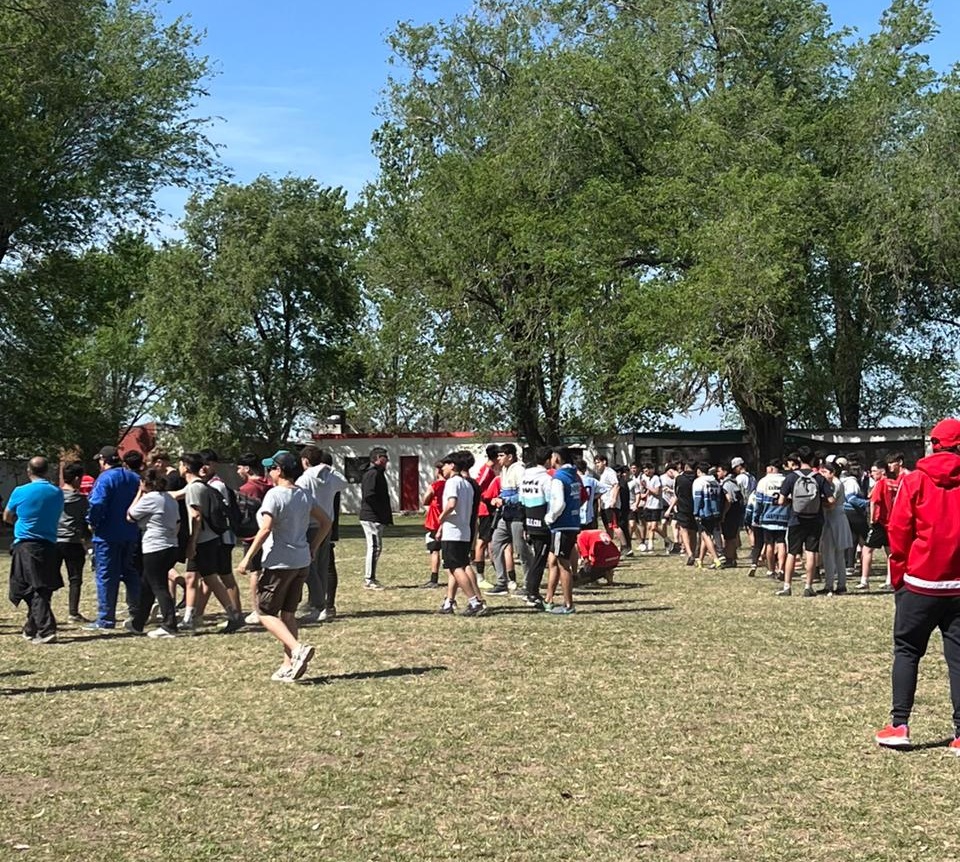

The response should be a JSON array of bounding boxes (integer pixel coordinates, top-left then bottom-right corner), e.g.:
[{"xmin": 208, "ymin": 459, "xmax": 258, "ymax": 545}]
[{"xmin": 888, "ymin": 451, "xmax": 960, "ymax": 595}]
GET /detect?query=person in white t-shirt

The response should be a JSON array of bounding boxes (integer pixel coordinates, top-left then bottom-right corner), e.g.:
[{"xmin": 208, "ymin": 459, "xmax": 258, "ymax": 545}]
[
  {"xmin": 640, "ymin": 463, "xmax": 666, "ymax": 552},
  {"xmin": 593, "ymin": 454, "xmax": 622, "ymax": 542},
  {"xmin": 437, "ymin": 453, "xmax": 487, "ymax": 617}
]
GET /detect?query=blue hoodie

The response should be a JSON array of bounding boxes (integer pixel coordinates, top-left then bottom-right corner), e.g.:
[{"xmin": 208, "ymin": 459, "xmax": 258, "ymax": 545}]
[{"xmin": 87, "ymin": 467, "xmax": 141, "ymax": 542}]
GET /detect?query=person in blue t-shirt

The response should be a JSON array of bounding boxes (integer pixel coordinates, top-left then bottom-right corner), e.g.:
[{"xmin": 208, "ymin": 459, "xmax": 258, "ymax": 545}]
[{"xmin": 3, "ymin": 456, "xmax": 65, "ymax": 643}]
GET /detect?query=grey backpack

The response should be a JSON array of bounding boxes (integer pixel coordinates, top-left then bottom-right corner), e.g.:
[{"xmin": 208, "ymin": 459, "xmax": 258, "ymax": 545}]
[{"xmin": 792, "ymin": 473, "xmax": 821, "ymax": 515}]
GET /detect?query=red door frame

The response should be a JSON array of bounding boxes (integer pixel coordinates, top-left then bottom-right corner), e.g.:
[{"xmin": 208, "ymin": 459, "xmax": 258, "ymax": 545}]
[{"xmin": 399, "ymin": 455, "xmax": 420, "ymax": 511}]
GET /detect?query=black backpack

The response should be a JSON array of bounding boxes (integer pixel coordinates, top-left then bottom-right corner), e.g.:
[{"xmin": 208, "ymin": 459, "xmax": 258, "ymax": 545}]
[
  {"xmin": 235, "ymin": 490, "xmax": 261, "ymax": 539},
  {"xmin": 200, "ymin": 483, "xmax": 232, "ymax": 536}
]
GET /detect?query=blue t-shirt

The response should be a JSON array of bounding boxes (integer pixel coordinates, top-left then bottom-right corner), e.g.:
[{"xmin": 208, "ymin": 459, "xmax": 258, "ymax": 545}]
[{"xmin": 6, "ymin": 479, "xmax": 64, "ymax": 544}]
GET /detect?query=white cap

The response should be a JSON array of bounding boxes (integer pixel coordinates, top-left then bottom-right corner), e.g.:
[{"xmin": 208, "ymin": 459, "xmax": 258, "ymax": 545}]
[{"xmin": 730, "ymin": 457, "xmax": 745, "ymax": 469}]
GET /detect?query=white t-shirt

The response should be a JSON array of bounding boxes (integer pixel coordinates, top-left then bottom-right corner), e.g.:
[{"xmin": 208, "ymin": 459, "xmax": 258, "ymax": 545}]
[
  {"xmin": 440, "ymin": 475, "xmax": 474, "ymax": 542},
  {"xmin": 627, "ymin": 477, "xmax": 643, "ymax": 509},
  {"xmin": 259, "ymin": 486, "xmax": 312, "ymax": 570},
  {"xmin": 185, "ymin": 480, "xmax": 218, "ymax": 544},
  {"xmin": 128, "ymin": 492, "xmax": 179, "ymax": 553},
  {"xmin": 660, "ymin": 473, "xmax": 676, "ymax": 507},
  {"xmin": 598, "ymin": 467, "xmax": 618, "ymax": 509},
  {"xmin": 297, "ymin": 464, "xmax": 348, "ymax": 519},
  {"xmin": 644, "ymin": 474, "xmax": 663, "ymax": 510}
]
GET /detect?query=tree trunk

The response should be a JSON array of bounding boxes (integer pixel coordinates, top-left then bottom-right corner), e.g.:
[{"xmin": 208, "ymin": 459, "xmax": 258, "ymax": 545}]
[{"xmin": 732, "ymin": 381, "xmax": 787, "ymax": 468}]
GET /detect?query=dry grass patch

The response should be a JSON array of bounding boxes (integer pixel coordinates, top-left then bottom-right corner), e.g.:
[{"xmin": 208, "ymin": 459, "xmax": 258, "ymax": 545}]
[{"xmin": 0, "ymin": 519, "xmax": 957, "ymax": 860}]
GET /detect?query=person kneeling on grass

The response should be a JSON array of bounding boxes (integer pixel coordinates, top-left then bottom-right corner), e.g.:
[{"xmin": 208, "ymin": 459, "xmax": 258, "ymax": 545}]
[{"xmin": 237, "ymin": 452, "xmax": 331, "ymax": 682}]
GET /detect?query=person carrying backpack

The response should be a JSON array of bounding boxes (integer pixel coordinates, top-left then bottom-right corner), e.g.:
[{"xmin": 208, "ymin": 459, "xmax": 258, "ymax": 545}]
[{"xmin": 775, "ymin": 447, "xmax": 835, "ymax": 597}]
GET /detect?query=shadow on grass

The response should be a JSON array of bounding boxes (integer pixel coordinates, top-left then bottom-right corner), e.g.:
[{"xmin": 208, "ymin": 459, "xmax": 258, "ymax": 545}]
[
  {"xmin": 899, "ymin": 738, "xmax": 956, "ymax": 752},
  {"xmin": 485, "ymin": 605, "xmax": 673, "ymax": 616},
  {"xmin": 300, "ymin": 665, "xmax": 446, "ymax": 686},
  {"xmin": 2, "ymin": 675, "xmax": 173, "ymax": 697},
  {"xmin": 333, "ymin": 609, "xmax": 450, "ymax": 620},
  {"xmin": 0, "ymin": 669, "xmax": 34, "ymax": 679}
]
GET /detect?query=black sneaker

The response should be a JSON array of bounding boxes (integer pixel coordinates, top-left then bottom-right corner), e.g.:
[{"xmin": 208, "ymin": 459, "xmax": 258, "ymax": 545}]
[
  {"xmin": 220, "ymin": 613, "xmax": 245, "ymax": 634},
  {"xmin": 420, "ymin": 579, "xmax": 442, "ymax": 589},
  {"xmin": 487, "ymin": 584, "xmax": 510, "ymax": 596},
  {"xmin": 802, "ymin": 587, "xmax": 816, "ymax": 598},
  {"xmin": 685, "ymin": 556, "xmax": 695, "ymax": 567},
  {"xmin": 461, "ymin": 601, "xmax": 488, "ymax": 617},
  {"xmin": 524, "ymin": 594, "xmax": 545, "ymax": 611},
  {"xmin": 834, "ymin": 586, "xmax": 848, "ymax": 595}
]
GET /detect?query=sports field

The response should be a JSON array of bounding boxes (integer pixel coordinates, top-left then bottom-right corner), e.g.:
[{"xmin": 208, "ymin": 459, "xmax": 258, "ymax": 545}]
[{"xmin": 0, "ymin": 521, "xmax": 954, "ymax": 861}]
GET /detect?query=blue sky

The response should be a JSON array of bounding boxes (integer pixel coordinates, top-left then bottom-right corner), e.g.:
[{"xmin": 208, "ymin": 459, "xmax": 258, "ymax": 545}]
[{"xmin": 155, "ymin": 0, "xmax": 959, "ymax": 431}]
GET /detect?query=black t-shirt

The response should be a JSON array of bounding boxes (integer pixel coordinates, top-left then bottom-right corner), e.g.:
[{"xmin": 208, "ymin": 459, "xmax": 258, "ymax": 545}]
[
  {"xmin": 780, "ymin": 469, "xmax": 832, "ymax": 525},
  {"xmin": 674, "ymin": 472, "xmax": 695, "ymax": 515}
]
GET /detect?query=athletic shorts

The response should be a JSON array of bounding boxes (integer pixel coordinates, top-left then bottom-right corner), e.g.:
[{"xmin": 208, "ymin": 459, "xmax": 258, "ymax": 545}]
[
  {"xmin": 550, "ymin": 530, "xmax": 577, "ymax": 560},
  {"xmin": 441, "ymin": 540, "xmax": 471, "ymax": 571},
  {"xmin": 581, "ymin": 516, "xmax": 598, "ymax": 531},
  {"xmin": 758, "ymin": 527, "xmax": 786, "ymax": 546},
  {"xmin": 674, "ymin": 511, "xmax": 695, "ymax": 529},
  {"xmin": 698, "ymin": 516, "xmax": 719, "ymax": 534},
  {"xmin": 865, "ymin": 522, "xmax": 888, "ymax": 550},
  {"xmin": 241, "ymin": 541, "xmax": 262, "ymax": 573},
  {"xmin": 257, "ymin": 566, "xmax": 307, "ymax": 616},
  {"xmin": 186, "ymin": 538, "xmax": 220, "ymax": 577},
  {"xmin": 424, "ymin": 532, "xmax": 442, "ymax": 553},
  {"xmin": 477, "ymin": 515, "xmax": 495, "ymax": 543},
  {"xmin": 643, "ymin": 509, "xmax": 663, "ymax": 523},
  {"xmin": 217, "ymin": 543, "xmax": 235, "ymax": 576},
  {"xmin": 787, "ymin": 519, "xmax": 822, "ymax": 555},
  {"xmin": 601, "ymin": 508, "xmax": 619, "ymax": 530},
  {"xmin": 845, "ymin": 510, "xmax": 868, "ymax": 544},
  {"xmin": 721, "ymin": 514, "xmax": 742, "ymax": 540}
]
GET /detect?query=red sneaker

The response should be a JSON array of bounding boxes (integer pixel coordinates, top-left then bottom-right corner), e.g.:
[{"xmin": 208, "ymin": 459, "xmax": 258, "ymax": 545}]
[
  {"xmin": 875, "ymin": 724, "xmax": 911, "ymax": 748},
  {"xmin": 948, "ymin": 738, "xmax": 960, "ymax": 755}
]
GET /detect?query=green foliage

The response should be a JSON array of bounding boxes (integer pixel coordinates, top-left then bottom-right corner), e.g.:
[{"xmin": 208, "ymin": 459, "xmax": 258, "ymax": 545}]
[
  {"xmin": 0, "ymin": 0, "xmax": 218, "ymax": 264},
  {"xmin": 0, "ymin": 233, "xmax": 158, "ymax": 456},
  {"xmin": 143, "ymin": 176, "xmax": 363, "ymax": 450}
]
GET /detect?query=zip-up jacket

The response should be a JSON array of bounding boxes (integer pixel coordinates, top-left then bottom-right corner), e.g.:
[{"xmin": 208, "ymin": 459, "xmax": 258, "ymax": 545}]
[
  {"xmin": 546, "ymin": 464, "xmax": 582, "ymax": 531},
  {"xmin": 888, "ymin": 451, "xmax": 960, "ymax": 596},
  {"xmin": 692, "ymin": 475, "xmax": 721, "ymax": 519},
  {"xmin": 755, "ymin": 472, "xmax": 790, "ymax": 531},
  {"xmin": 87, "ymin": 466, "xmax": 140, "ymax": 543},
  {"xmin": 520, "ymin": 466, "xmax": 552, "ymax": 537}
]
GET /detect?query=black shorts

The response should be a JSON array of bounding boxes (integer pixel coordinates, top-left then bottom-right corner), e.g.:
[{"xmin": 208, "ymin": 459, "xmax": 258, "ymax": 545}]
[
  {"xmin": 758, "ymin": 527, "xmax": 786, "ymax": 546},
  {"xmin": 674, "ymin": 511, "xmax": 695, "ymax": 529},
  {"xmin": 600, "ymin": 507, "xmax": 619, "ymax": 530},
  {"xmin": 581, "ymin": 515, "xmax": 598, "ymax": 530},
  {"xmin": 865, "ymin": 522, "xmax": 888, "ymax": 549},
  {"xmin": 845, "ymin": 510, "xmax": 868, "ymax": 544},
  {"xmin": 477, "ymin": 515, "xmax": 495, "ymax": 543},
  {"xmin": 721, "ymin": 514, "xmax": 742, "ymax": 540},
  {"xmin": 186, "ymin": 538, "xmax": 220, "ymax": 577},
  {"xmin": 217, "ymin": 543, "xmax": 235, "ymax": 576},
  {"xmin": 787, "ymin": 519, "xmax": 822, "ymax": 555},
  {"xmin": 698, "ymin": 516, "xmax": 719, "ymax": 534},
  {"xmin": 257, "ymin": 566, "xmax": 307, "ymax": 615},
  {"xmin": 441, "ymin": 540, "xmax": 471, "ymax": 571},
  {"xmin": 550, "ymin": 530, "xmax": 577, "ymax": 560},
  {"xmin": 424, "ymin": 532, "xmax": 442, "ymax": 553},
  {"xmin": 643, "ymin": 509, "xmax": 663, "ymax": 523}
]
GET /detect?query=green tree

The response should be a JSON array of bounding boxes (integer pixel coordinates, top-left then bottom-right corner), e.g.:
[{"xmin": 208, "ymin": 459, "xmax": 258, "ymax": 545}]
[
  {"xmin": 0, "ymin": 233, "xmax": 159, "ymax": 455},
  {"xmin": 143, "ymin": 176, "xmax": 363, "ymax": 449},
  {"xmin": 0, "ymin": 0, "xmax": 218, "ymax": 265}
]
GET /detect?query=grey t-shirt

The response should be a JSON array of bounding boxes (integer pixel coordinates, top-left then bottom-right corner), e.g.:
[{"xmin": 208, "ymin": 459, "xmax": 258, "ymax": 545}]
[
  {"xmin": 185, "ymin": 480, "xmax": 219, "ymax": 544},
  {"xmin": 260, "ymin": 485, "xmax": 312, "ymax": 570},
  {"xmin": 440, "ymin": 475, "xmax": 474, "ymax": 542},
  {"xmin": 128, "ymin": 492, "xmax": 179, "ymax": 553}
]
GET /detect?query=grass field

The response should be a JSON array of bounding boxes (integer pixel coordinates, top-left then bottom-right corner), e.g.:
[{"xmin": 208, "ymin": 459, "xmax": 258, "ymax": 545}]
[{"xmin": 0, "ymin": 519, "xmax": 957, "ymax": 861}]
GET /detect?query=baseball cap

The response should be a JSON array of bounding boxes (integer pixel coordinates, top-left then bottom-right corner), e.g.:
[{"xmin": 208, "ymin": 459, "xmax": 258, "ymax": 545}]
[
  {"xmin": 98, "ymin": 445, "xmax": 119, "ymax": 463},
  {"xmin": 261, "ymin": 449, "xmax": 293, "ymax": 468},
  {"xmin": 930, "ymin": 418, "xmax": 960, "ymax": 451},
  {"xmin": 835, "ymin": 456, "xmax": 849, "ymax": 468},
  {"xmin": 730, "ymin": 457, "xmax": 744, "ymax": 469}
]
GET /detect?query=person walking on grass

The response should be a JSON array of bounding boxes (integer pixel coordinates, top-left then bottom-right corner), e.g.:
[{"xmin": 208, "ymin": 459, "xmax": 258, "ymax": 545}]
[
  {"xmin": 237, "ymin": 452, "xmax": 330, "ymax": 682},
  {"xmin": 359, "ymin": 446, "xmax": 392, "ymax": 590},
  {"xmin": 875, "ymin": 419, "xmax": 960, "ymax": 751},
  {"xmin": 437, "ymin": 452, "xmax": 486, "ymax": 617},
  {"xmin": 125, "ymin": 467, "xmax": 180, "ymax": 637},
  {"xmin": 4, "ymin": 457, "xmax": 64, "ymax": 644}
]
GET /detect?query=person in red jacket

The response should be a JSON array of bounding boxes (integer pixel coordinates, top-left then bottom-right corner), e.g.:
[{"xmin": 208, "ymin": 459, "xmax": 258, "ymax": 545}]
[{"xmin": 875, "ymin": 418, "xmax": 960, "ymax": 750}]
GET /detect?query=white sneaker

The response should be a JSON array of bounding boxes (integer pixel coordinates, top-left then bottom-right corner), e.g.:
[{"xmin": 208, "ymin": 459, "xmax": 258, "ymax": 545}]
[
  {"xmin": 291, "ymin": 643, "xmax": 315, "ymax": 679},
  {"xmin": 271, "ymin": 665, "xmax": 296, "ymax": 683},
  {"xmin": 244, "ymin": 611, "xmax": 260, "ymax": 625},
  {"xmin": 147, "ymin": 628, "xmax": 176, "ymax": 639},
  {"xmin": 317, "ymin": 606, "xmax": 336, "ymax": 622}
]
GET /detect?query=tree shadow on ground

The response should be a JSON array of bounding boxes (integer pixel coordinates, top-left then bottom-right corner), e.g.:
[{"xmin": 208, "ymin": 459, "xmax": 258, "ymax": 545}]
[
  {"xmin": 0, "ymin": 669, "xmax": 34, "ymax": 679},
  {"xmin": 2, "ymin": 676, "xmax": 173, "ymax": 697},
  {"xmin": 486, "ymin": 605, "xmax": 672, "ymax": 616},
  {"xmin": 299, "ymin": 665, "xmax": 446, "ymax": 686}
]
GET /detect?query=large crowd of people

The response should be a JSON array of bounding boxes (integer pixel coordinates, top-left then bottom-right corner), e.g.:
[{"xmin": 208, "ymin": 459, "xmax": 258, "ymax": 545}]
[{"xmin": 0, "ymin": 436, "xmax": 934, "ymax": 683}]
